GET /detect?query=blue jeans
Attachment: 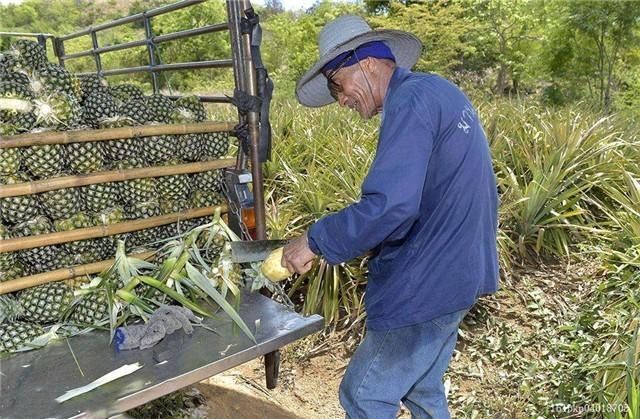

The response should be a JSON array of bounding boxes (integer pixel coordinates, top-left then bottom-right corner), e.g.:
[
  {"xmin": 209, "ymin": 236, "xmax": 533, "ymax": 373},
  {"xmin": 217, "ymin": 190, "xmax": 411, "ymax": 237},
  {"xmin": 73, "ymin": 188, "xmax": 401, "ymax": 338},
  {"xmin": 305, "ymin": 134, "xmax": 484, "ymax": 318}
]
[{"xmin": 339, "ymin": 309, "xmax": 467, "ymax": 419}]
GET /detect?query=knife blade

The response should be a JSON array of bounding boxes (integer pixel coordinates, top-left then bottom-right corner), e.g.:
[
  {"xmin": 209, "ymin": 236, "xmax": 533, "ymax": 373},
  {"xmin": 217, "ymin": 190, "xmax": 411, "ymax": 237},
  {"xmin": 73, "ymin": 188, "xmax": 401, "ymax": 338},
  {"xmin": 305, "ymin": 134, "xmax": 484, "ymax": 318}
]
[{"xmin": 230, "ymin": 239, "xmax": 291, "ymax": 263}]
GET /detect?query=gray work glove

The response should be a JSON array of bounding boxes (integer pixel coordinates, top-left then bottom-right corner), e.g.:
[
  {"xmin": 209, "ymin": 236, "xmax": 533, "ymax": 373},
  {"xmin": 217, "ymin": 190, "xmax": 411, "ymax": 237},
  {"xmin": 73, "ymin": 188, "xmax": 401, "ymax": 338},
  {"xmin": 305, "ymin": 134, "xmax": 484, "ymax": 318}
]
[{"xmin": 115, "ymin": 305, "xmax": 199, "ymax": 351}]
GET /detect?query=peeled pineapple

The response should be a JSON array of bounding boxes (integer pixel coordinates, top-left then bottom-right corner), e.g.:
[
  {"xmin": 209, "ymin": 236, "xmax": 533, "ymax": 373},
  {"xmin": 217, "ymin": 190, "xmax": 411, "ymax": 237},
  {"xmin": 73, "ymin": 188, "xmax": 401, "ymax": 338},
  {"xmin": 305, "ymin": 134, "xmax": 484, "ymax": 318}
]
[{"xmin": 261, "ymin": 247, "xmax": 292, "ymax": 282}]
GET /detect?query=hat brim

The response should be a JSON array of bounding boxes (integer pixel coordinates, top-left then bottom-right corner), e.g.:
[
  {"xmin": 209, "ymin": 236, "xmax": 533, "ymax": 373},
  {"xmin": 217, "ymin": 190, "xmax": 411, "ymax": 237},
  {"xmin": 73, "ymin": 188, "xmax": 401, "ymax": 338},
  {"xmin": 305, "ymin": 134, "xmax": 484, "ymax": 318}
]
[{"xmin": 295, "ymin": 30, "xmax": 423, "ymax": 108}]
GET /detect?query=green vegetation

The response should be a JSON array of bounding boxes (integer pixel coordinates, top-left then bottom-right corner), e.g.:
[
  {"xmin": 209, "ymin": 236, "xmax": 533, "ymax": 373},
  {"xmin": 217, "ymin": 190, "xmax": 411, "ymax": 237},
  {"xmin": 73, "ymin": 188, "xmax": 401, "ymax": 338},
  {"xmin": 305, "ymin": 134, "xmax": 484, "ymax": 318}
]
[{"xmin": 2, "ymin": 0, "xmax": 639, "ymax": 416}]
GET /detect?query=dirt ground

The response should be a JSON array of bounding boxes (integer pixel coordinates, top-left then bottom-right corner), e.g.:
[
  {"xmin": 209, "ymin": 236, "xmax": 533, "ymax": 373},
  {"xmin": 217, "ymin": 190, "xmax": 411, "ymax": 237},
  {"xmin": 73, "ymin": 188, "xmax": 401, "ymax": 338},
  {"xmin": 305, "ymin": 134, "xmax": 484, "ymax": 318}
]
[{"xmin": 157, "ymin": 261, "xmax": 600, "ymax": 419}]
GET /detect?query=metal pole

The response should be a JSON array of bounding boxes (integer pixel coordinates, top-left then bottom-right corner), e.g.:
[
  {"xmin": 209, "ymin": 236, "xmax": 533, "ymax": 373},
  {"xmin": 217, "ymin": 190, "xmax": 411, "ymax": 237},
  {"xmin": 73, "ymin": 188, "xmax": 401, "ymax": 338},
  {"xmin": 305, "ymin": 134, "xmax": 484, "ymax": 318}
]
[
  {"xmin": 237, "ymin": 0, "xmax": 279, "ymax": 390},
  {"xmin": 239, "ymin": 0, "xmax": 265, "ymax": 241},
  {"xmin": 90, "ymin": 31, "xmax": 103, "ymax": 75},
  {"xmin": 226, "ymin": 0, "xmax": 248, "ymax": 171},
  {"xmin": 143, "ymin": 15, "xmax": 160, "ymax": 94}
]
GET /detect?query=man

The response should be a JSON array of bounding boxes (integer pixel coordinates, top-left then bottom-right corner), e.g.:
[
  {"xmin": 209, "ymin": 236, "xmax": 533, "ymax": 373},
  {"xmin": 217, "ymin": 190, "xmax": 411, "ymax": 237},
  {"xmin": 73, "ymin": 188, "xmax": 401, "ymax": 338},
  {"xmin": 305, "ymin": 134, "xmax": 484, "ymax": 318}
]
[{"xmin": 282, "ymin": 15, "xmax": 499, "ymax": 419}]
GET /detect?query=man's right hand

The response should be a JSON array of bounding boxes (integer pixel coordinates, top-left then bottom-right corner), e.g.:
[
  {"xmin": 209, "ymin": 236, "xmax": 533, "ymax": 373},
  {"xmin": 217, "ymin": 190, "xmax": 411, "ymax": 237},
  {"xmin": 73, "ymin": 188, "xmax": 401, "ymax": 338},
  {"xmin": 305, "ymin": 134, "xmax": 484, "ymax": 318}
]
[{"xmin": 282, "ymin": 231, "xmax": 316, "ymax": 275}]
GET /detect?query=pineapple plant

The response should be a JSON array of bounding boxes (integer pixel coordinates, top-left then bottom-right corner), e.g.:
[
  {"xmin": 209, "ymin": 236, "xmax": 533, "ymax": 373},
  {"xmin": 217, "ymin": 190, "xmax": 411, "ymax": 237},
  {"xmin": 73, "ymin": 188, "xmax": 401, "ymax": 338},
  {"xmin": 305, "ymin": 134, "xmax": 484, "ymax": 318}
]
[
  {"xmin": 0, "ymin": 174, "xmax": 42, "ymax": 224},
  {"xmin": 19, "ymin": 282, "xmax": 74, "ymax": 323},
  {"xmin": 21, "ymin": 143, "xmax": 66, "ymax": 179}
]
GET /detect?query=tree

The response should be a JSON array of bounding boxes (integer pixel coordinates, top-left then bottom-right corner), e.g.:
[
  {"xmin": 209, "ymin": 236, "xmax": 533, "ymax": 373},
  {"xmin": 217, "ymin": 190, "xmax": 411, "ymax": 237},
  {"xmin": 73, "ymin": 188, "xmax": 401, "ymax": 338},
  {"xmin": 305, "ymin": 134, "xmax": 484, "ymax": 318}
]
[{"xmin": 562, "ymin": 0, "xmax": 640, "ymax": 111}]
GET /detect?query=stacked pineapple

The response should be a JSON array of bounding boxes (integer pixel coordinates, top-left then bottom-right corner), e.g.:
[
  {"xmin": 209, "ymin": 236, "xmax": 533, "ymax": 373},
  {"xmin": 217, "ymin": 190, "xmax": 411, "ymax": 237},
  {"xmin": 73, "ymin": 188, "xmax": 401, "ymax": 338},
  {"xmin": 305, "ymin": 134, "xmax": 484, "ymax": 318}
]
[{"xmin": 0, "ymin": 40, "xmax": 232, "ymax": 350}]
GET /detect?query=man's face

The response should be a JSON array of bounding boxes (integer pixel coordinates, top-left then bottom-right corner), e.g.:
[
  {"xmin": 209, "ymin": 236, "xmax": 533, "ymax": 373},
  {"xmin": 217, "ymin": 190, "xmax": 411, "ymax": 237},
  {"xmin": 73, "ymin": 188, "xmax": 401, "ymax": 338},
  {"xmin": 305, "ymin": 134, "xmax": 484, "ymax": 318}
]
[{"xmin": 326, "ymin": 59, "xmax": 379, "ymax": 119}]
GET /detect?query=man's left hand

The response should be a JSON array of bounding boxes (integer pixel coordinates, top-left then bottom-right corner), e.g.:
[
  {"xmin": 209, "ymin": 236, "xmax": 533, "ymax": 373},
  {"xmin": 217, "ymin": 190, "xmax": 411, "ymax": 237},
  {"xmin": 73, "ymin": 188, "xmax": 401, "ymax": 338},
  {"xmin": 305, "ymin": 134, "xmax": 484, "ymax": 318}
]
[{"xmin": 282, "ymin": 231, "xmax": 317, "ymax": 275}]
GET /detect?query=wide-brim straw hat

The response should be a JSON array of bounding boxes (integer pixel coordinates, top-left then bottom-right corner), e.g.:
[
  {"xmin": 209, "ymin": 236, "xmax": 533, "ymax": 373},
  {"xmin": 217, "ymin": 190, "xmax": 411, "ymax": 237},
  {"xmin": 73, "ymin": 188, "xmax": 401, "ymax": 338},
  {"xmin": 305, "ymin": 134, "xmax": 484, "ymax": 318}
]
[{"xmin": 295, "ymin": 15, "xmax": 423, "ymax": 108}]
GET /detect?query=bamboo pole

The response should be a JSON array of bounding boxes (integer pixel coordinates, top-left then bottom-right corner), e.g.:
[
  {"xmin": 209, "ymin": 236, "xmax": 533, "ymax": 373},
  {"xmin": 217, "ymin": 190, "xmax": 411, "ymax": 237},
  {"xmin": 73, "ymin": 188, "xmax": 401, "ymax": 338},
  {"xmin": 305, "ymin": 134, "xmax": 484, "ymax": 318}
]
[
  {"xmin": 0, "ymin": 251, "xmax": 155, "ymax": 295},
  {"xmin": 0, "ymin": 159, "xmax": 235, "ymax": 198},
  {"xmin": 0, "ymin": 121, "xmax": 236, "ymax": 148},
  {"xmin": 0, "ymin": 205, "xmax": 227, "ymax": 253}
]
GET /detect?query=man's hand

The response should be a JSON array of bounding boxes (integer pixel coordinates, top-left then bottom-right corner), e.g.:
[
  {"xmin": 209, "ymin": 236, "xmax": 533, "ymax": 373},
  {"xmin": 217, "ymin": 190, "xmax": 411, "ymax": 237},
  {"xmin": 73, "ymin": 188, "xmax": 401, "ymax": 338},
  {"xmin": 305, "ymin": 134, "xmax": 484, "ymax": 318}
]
[{"xmin": 282, "ymin": 231, "xmax": 317, "ymax": 275}]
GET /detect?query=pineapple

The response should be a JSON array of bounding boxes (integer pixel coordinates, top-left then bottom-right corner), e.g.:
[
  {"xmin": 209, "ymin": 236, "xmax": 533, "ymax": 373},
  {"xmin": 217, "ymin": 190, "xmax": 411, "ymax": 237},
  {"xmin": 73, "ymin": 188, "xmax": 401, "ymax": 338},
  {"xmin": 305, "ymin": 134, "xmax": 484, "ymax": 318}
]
[
  {"xmin": 0, "ymin": 321, "xmax": 45, "ymax": 353},
  {"xmin": 159, "ymin": 199, "xmax": 191, "ymax": 215},
  {"xmin": 0, "ymin": 81, "xmax": 34, "ymax": 120},
  {"xmin": 0, "ymin": 147, "xmax": 21, "ymax": 175},
  {"xmin": 191, "ymin": 190, "xmax": 225, "ymax": 208},
  {"xmin": 0, "ymin": 52, "xmax": 18, "ymax": 73},
  {"xmin": 8, "ymin": 40, "xmax": 46, "ymax": 70},
  {"xmin": 171, "ymin": 95, "xmax": 207, "ymax": 123},
  {"xmin": 119, "ymin": 99, "xmax": 152, "ymax": 124},
  {"xmin": 19, "ymin": 282, "xmax": 73, "ymax": 323},
  {"xmin": 22, "ymin": 144, "xmax": 66, "ymax": 179},
  {"xmin": 1, "ymin": 70, "xmax": 31, "ymax": 86},
  {"xmin": 179, "ymin": 133, "xmax": 204, "ymax": 162},
  {"xmin": 38, "ymin": 184, "xmax": 82, "ymax": 220},
  {"xmin": 191, "ymin": 169, "xmax": 224, "ymax": 192},
  {"xmin": 66, "ymin": 141, "xmax": 105, "ymax": 174},
  {"xmin": 54, "ymin": 212, "xmax": 103, "ymax": 265},
  {"xmin": 83, "ymin": 91, "xmax": 118, "ymax": 127},
  {"xmin": 157, "ymin": 173, "xmax": 192, "ymax": 201},
  {"xmin": 145, "ymin": 94, "xmax": 175, "ymax": 123},
  {"xmin": 29, "ymin": 63, "xmax": 81, "ymax": 98},
  {"xmin": 144, "ymin": 133, "xmax": 178, "ymax": 164},
  {"xmin": 201, "ymin": 131, "xmax": 230, "ymax": 159},
  {"xmin": 109, "ymin": 84, "xmax": 144, "ymax": 105},
  {"xmin": 81, "ymin": 182, "xmax": 122, "ymax": 213},
  {"xmin": 78, "ymin": 74, "xmax": 109, "ymax": 101},
  {"xmin": 0, "ymin": 224, "xmax": 24, "ymax": 281},
  {"xmin": 69, "ymin": 290, "xmax": 111, "ymax": 326},
  {"xmin": 117, "ymin": 160, "xmax": 156, "ymax": 204},
  {"xmin": 12, "ymin": 215, "xmax": 61, "ymax": 275},
  {"xmin": 0, "ymin": 174, "xmax": 41, "ymax": 224},
  {"xmin": 33, "ymin": 92, "xmax": 83, "ymax": 129},
  {"xmin": 127, "ymin": 200, "xmax": 163, "ymax": 247}
]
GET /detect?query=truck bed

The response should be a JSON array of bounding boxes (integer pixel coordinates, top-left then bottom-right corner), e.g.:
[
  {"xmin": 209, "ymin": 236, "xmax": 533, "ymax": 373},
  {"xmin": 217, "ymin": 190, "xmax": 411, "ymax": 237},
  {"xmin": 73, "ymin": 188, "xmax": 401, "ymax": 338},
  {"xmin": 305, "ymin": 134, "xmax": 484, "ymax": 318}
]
[{"xmin": 0, "ymin": 292, "xmax": 323, "ymax": 418}]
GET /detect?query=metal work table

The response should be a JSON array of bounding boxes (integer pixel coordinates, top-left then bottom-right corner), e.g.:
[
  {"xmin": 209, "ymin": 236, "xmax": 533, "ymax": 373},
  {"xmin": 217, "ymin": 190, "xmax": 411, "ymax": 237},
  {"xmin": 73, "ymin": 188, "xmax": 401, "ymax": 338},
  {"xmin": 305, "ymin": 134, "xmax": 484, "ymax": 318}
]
[{"xmin": 0, "ymin": 292, "xmax": 323, "ymax": 418}]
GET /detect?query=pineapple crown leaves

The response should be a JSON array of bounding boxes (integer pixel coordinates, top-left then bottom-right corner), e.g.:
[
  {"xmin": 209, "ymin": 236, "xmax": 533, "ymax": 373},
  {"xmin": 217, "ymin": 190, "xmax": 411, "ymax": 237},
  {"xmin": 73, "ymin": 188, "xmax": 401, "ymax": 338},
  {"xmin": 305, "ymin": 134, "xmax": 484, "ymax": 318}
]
[
  {"xmin": 109, "ymin": 240, "xmax": 157, "ymax": 287},
  {"xmin": 0, "ymin": 294, "xmax": 22, "ymax": 324}
]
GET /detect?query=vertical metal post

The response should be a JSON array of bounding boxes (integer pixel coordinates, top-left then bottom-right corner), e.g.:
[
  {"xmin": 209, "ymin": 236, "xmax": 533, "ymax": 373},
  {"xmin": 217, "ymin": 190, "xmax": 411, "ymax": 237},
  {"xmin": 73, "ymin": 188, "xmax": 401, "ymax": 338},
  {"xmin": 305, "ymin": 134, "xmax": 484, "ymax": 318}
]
[
  {"xmin": 143, "ymin": 15, "xmax": 160, "ymax": 94},
  {"xmin": 90, "ymin": 30, "xmax": 103, "ymax": 75},
  {"xmin": 226, "ymin": 0, "xmax": 248, "ymax": 171},
  {"xmin": 238, "ymin": 0, "xmax": 266, "ymax": 241}
]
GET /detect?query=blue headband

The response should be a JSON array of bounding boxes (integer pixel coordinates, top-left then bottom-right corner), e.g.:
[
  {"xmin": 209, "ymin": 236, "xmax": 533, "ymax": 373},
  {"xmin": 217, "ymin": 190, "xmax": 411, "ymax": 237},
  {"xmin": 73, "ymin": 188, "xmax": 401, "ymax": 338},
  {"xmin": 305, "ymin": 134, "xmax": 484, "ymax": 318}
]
[{"xmin": 322, "ymin": 41, "xmax": 395, "ymax": 74}]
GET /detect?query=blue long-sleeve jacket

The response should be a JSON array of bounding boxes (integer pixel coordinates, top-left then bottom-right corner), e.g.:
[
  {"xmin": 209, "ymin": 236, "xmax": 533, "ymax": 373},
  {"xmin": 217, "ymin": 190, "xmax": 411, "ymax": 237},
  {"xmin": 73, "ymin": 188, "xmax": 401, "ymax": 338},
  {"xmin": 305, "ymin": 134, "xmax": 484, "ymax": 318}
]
[{"xmin": 308, "ymin": 68, "xmax": 499, "ymax": 330}]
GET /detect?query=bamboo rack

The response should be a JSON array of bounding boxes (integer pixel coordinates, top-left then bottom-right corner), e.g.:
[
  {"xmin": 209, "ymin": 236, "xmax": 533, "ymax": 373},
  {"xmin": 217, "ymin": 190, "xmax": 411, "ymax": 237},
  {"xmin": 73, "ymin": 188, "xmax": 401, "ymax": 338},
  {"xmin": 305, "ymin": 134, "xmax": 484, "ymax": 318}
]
[
  {"xmin": 0, "ymin": 121, "xmax": 236, "ymax": 148},
  {"xmin": 1, "ymin": 159, "xmax": 236, "ymax": 198},
  {"xmin": 0, "ymin": 205, "xmax": 227, "ymax": 253},
  {"xmin": 0, "ymin": 251, "xmax": 155, "ymax": 295}
]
